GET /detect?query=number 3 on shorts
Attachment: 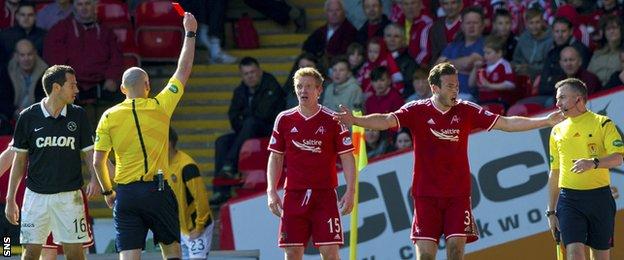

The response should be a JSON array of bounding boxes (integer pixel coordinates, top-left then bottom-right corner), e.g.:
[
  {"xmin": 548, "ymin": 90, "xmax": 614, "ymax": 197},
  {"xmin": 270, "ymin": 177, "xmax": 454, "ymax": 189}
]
[{"xmin": 463, "ymin": 211, "xmax": 471, "ymax": 226}]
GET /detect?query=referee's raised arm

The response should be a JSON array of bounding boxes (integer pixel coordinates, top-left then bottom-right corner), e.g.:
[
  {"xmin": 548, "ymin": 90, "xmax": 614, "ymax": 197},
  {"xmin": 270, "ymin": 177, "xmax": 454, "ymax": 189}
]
[{"xmin": 172, "ymin": 12, "xmax": 198, "ymax": 87}]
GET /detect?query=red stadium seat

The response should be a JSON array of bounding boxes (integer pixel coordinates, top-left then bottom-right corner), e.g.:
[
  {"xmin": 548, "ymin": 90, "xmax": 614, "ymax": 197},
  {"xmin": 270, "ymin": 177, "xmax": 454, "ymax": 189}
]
[
  {"xmin": 506, "ymin": 102, "xmax": 546, "ymax": 116},
  {"xmin": 123, "ymin": 53, "xmax": 141, "ymax": 69},
  {"xmin": 481, "ymin": 103, "xmax": 506, "ymax": 115},
  {"xmin": 97, "ymin": 1, "xmax": 130, "ymax": 26},
  {"xmin": 134, "ymin": 0, "xmax": 184, "ymax": 61},
  {"xmin": 237, "ymin": 138, "xmax": 270, "ymax": 194}
]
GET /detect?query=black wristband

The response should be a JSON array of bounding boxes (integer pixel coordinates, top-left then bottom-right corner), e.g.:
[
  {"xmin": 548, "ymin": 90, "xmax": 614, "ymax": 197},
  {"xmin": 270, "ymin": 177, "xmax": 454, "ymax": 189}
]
[
  {"xmin": 186, "ymin": 31, "xmax": 196, "ymax": 38},
  {"xmin": 592, "ymin": 157, "xmax": 600, "ymax": 169},
  {"xmin": 545, "ymin": 210, "xmax": 556, "ymax": 217},
  {"xmin": 101, "ymin": 189, "xmax": 114, "ymax": 196}
]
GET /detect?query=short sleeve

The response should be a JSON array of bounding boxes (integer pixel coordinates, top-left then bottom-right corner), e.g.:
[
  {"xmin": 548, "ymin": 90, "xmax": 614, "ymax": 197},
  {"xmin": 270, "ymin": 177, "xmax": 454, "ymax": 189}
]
[
  {"xmin": 602, "ymin": 119, "xmax": 624, "ymax": 156},
  {"xmin": 267, "ymin": 114, "xmax": 285, "ymax": 154},
  {"xmin": 78, "ymin": 108, "xmax": 94, "ymax": 151},
  {"xmin": 549, "ymin": 127, "xmax": 560, "ymax": 170},
  {"xmin": 392, "ymin": 102, "xmax": 418, "ymax": 130},
  {"xmin": 94, "ymin": 112, "xmax": 113, "ymax": 152},
  {"xmin": 466, "ymin": 102, "xmax": 499, "ymax": 131},
  {"xmin": 155, "ymin": 77, "xmax": 185, "ymax": 118},
  {"xmin": 335, "ymin": 121, "xmax": 354, "ymax": 154},
  {"xmin": 11, "ymin": 112, "xmax": 30, "ymax": 152}
]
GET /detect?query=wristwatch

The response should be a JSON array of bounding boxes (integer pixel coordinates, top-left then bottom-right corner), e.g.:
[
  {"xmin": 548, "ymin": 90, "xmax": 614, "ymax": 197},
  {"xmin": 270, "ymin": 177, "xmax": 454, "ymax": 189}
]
[
  {"xmin": 186, "ymin": 31, "xmax": 196, "ymax": 38},
  {"xmin": 545, "ymin": 210, "xmax": 556, "ymax": 217},
  {"xmin": 592, "ymin": 158, "xmax": 600, "ymax": 169},
  {"xmin": 101, "ymin": 189, "xmax": 114, "ymax": 196}
]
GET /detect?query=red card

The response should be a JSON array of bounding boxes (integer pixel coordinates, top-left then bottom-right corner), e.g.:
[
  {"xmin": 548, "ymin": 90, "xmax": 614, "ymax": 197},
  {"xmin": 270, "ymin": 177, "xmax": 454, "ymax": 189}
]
[{"xmin": 172, "ymin": 2, "xmax": 185, "ymax": 16}]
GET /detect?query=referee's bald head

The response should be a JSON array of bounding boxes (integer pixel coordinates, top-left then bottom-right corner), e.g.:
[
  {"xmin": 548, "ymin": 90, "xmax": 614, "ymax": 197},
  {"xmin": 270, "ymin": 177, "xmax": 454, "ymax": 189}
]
[{"xmin": 122, "ymin": 67, "xmax": 148, "ymax": 90}]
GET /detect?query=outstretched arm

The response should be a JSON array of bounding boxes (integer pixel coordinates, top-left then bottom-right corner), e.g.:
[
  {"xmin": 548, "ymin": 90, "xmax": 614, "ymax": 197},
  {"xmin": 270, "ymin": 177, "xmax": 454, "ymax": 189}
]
[
  {"xmin": 333, "ymin": 105, "xmax": 397, "ymax": 130},
  {"xmin": 493, "ymin": 111, "xmax": 564, "ymax": 132},
  {"xmin": 172, "ymin": 12, "xmax": 198, "ymax": 87}
]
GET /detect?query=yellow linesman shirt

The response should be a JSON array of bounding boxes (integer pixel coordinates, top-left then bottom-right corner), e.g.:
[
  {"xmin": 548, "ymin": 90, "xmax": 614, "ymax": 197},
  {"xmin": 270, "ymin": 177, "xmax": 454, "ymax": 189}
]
[
  {"xmin": 169, "ymin": 150, "xmax": 212, "ymax": 234},
  {"xmin": 95, "ymin": 78, "xmax": 184, "ymax": 184},
  {"xmin": 549, "ymin": 111, "xmax": 624, "ymax": 190}
]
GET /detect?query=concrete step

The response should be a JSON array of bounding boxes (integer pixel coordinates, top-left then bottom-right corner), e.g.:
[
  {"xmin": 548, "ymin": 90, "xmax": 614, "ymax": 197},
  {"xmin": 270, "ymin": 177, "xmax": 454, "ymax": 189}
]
[
  {"xmin": 260, "ymin": 34, "xmax": 307, "ymax": 47},
  {"xmin": 182, "ymin": 91, "xmax": 232, "ymax": 100},
  {"xmin": 172, "ymin": 119, "xmax": 230, "ymax": 131},
  {"xmin": 173, "ymin": 113, "xmax": 228, "ymax": 120},
  {"xmin": 178, "ymin": 98, "xmax": 231, "ymax": 106},
  {"xmin": 228, "ymin": 47, "xmax": 300, "ymax": 58},
  {"xmin": 185, "ymin": 75, "xmax": 287, "ymax": 87},
  {"xmin": 175, "ymin": 105, "xmax": 229, "ymax": 115}
]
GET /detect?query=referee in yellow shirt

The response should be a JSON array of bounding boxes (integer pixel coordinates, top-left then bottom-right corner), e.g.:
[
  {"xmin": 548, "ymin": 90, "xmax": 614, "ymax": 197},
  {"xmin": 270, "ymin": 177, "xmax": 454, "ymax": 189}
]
[
  {"xmin": 92, "ymin": 13, "xmax": 197, "ymax": 260},
  {"xmin": 547, "ymin": 78, "xmax": 624, "ymax": 260}
]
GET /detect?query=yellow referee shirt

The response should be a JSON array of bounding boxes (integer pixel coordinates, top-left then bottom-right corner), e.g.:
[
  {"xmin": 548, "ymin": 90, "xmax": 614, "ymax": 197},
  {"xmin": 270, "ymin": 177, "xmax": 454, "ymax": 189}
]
[
  {"xmin": 169, "ymin": 150, "xmax": 211, "ymax": 234},
  {"xmin": 549, "ymin": 111, "xmax": 624, "ymax": 190},
  {"xmin": 94, "ymin": 78, "xmax": 184, "ymax": 184}
]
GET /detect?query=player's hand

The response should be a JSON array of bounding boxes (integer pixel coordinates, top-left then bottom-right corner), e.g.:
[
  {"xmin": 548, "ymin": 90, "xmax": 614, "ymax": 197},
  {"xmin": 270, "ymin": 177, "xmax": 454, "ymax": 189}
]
[
  {"xmin": 5, "ymin": 200, "xmax": 19, "ymax": 225},
  {"xmin": 103, "ymin": 79, "xmax": 117, "ymax": 92},
  {"xmin": 547, "ymin": 214, "xmax": 560, "ymax": 241},
  {"xmin": 611, "ymin": 186, "xmax": 619, "ymax": 199},
  {"xmin": 183, "ymin": 12, "xmax": 198, "ymax": 33},
  {"xmin": 267, "ymin": 190, "xmax": 283, "ymax": 217},
  {"xmin": 104, "ymin": 191, "xmax": 116, "ymax": 209},
  {"xmin": 545, "ymin": 110, "xmax": 565, "ymax": 126},
  {"xmin": 333, "ymin": 105, "xmax": 355, "ymax": 126},
  {"xmin": 339, "ymin": 189, "xmax": 355, "ymax": 216},
  {"xmin": 86, "ymin": 178, "xmax": 101, "ymax": 199},
  {"xmin": 571, "ymin": 159, "xmax": 593, "ymax": 174},
  {"xmin": 189, "ymin": 226, "xmax": 205, "ymax": 240}
]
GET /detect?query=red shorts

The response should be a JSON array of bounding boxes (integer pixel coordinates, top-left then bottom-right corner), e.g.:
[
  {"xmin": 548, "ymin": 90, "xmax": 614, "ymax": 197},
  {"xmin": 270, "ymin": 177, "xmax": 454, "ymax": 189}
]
[
  {"xmin": 42, "ymin": 189, "xmax": 94, "ymax": 252},
  {"xmin": 278, "ymin": 189, "xmax": 343, "ymax": 248},
  {"xmin": 411, "ymin": 196, "xmax": 478, "ymax": 244}
]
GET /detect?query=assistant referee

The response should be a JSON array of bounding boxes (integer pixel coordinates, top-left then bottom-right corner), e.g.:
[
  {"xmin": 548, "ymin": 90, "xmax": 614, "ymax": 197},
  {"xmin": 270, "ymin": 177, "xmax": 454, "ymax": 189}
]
[
  {"xmin": 547, "ymin": 78, "xmax": 624, "ymax": 259},
  {"xmin": 92, "ymin": 13, "xmax": 197, "ymax": 260}
]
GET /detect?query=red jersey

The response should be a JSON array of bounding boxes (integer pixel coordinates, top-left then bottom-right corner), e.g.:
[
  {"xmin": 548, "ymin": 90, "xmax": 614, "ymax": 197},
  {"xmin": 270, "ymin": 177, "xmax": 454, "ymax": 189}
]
[
  {"xmin": 445, "ymin": 19, "xmax": 462, "ymax": 43},
  {"xmin": 477, "ymin": 58, "xmax": 516, "ymax": 104},
  {"xmin": 392, "ymin": 99, "xmax": 499, "ymax": 197},
  {"xmin": 406, "ymin": 14, "xmax": 433, "ymax": 65},
  {"xmin": 268, "ymin": 106, "xmax": 354, "ymax": 190},
  {"xmin": 365, "ymin": 89, "xmax": 404, "ymax": 115}
]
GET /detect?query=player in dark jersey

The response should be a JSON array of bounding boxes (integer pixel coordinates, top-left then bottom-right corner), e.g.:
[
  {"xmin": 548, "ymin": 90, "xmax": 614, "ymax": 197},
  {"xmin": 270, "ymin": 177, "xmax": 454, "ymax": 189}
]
[
  {"xmin": 267, "ymin": 67, "xmax": 356, "ymax": 260},
  {"xmin": 334, "ymin": 62, "xmax": 563, "ymax": 260},
  {"xmin": 5, "ymin": 65, "xmax": 99, "ymax": 260}
]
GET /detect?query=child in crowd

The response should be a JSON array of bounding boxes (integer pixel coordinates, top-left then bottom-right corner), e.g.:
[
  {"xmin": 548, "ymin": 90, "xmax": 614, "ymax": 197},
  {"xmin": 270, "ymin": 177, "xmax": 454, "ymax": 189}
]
[
  {"xmin": 365, "ymin": 129, "xmax": 392, "ymax": 159},
  {"xmin": 322, "ymin": 57, "xmax": 363, "ymax": 111},
  {"xmin": 491, "ymin": 9, "xmax": 517, "ymax": 61},
  {"xmin": 357, "ymin": 38, "xmax": 404, "ymax": 97},
  {"xmin": 406, "ymin": 68, "xmax": 432, "ymax": 102},
  {"xmin": 347, "ymin": 42, "xmax": 365, "ymax": 76},
  {"xmin": 469, "ymin": 36, "xmax": 516, "ymax": 105},
  {"xmin": 364, "ymin": 66, "xmax": 404, "ymax": 114}
]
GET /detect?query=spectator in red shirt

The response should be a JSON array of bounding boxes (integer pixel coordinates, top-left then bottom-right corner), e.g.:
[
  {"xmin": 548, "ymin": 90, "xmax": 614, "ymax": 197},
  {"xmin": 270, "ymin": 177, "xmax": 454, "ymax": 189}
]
[
  {"xmin": 335, "ymin": 62, "xmax": 563, "ymax": 260},
  {"xmin": 365, "ymin": 66, "xmax": 404, "ymax": 114},
  {"xmin": 397, "ymin": 0, "xmax": 433, "ymax": 66},
  {"xmin": 430, "ymin": 0, "xmax": 463, "ymax": 62},
  {"xmin": 302, "ymin": 0, "xmax": 357, "ymax": 63},
  {"xmin": 43, "ymin": 0, "xmax": 123, "ymax": 127},
  {"xmin": 355, "ymin": 0, "xmax": 391, "ymax": 45},
  {"xmin": 266, "ymin": 67, "xmax": 355, "ymax": 260},
  {"xmin": 358, "ymin": 38, "xmax": 404, "ymax": 96},
  {"xmin": 469, "ymin": 36, "xmax": 516, "ymax": 105}
]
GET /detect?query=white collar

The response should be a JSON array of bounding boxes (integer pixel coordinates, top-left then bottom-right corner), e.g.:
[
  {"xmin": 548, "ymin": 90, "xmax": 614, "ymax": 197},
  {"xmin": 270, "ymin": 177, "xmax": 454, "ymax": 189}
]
[{"xmin": 40, "ymin": 97, "xmax": 67, "ymax": 118}]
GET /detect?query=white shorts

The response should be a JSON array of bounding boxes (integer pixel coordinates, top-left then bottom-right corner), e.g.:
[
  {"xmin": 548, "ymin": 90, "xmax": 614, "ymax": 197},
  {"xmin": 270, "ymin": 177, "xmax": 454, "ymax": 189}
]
[
  {"xmin": 20, "ymin": 188, "xmax": 91, "ymax": 245},
  {"xmin": 181, "ymin": 222, "xmax": 214, "ymax": 259}
]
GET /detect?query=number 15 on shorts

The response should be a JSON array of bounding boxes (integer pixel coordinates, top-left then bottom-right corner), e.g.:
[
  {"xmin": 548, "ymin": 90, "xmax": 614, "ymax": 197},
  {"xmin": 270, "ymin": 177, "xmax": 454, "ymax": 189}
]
[{"xmin": 327, "ymin": 218, "xmax": 341, "ymax": 233}]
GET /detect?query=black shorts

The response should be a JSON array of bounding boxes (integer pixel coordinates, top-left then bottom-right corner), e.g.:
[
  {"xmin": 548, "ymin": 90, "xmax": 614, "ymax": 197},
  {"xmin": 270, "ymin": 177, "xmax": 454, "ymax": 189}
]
[
  {"xmin": 113, "ymin": 181, "xmax": 180, "ymax": 252},
  {"xmin": 556, "ymin": 186, "xmax": 616, "ymax": 250}
]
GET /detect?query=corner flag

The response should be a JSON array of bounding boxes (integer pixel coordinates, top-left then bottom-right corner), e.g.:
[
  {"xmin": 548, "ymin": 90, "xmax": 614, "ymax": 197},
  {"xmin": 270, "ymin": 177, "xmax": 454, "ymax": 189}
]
[{"xmin": 349, "ymin": 111, "xmax": 367, "ymax": 260}]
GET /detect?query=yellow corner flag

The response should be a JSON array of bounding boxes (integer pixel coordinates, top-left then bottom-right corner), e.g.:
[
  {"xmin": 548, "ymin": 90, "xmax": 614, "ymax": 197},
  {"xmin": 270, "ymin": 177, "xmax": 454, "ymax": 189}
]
[{"xmin": 349, "ymin": 111, "xmax": 367, "ymax": 260}]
